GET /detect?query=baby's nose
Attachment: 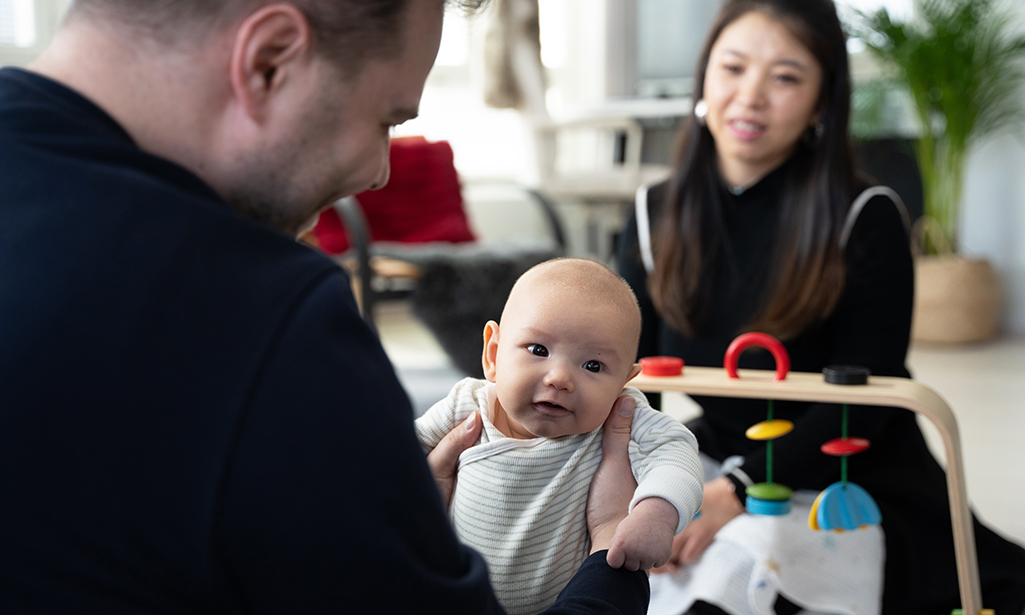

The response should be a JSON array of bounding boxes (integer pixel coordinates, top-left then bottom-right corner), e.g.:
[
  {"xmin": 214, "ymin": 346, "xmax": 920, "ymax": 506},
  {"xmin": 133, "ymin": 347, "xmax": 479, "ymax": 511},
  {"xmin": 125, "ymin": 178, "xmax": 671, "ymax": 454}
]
[{"xmin": 543, "ymin": 363, "xmax": 574, "ymax": 391}]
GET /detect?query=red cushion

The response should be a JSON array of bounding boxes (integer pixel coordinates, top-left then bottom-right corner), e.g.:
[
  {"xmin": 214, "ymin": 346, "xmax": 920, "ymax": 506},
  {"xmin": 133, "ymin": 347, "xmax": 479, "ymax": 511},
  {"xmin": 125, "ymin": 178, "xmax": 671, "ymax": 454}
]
[{"xmin": 313, "ymin": 136, "xmax": 475, "ymax": 255}]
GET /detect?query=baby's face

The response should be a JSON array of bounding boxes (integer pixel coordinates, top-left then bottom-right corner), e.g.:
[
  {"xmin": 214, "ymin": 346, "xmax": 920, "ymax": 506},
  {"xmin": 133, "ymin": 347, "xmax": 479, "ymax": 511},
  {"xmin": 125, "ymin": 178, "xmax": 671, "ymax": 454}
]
[{"xmin": 488, "ymin": 288, "xmax": 640, "ymax": 439}]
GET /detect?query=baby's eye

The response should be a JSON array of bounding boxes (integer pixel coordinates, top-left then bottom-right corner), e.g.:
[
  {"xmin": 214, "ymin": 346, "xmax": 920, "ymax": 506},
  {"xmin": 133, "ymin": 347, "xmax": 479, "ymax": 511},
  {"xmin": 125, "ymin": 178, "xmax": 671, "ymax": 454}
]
[
  {"xmin": 527, "ymin": 344, "xmax": 549, "ymax": 357},
  {"xmin": 583, "ymin": 360, "xmax": 602, "ymax": 373}
]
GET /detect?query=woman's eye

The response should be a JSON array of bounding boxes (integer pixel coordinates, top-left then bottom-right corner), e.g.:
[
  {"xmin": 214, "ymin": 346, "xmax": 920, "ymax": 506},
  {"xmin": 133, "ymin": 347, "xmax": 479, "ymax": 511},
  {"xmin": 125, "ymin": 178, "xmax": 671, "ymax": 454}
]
[
  {"xmin": 723, "ymin": 64, "xmax": 743, "ymax": 74},
  {"xmin": 583, "ymin": 360, "xmax": 602, "ymax": 373},
  {"xmin": 775, "ymin": 74, "xmax": 800, "ymax": 84},
  {"xmin": 527, "ymin": 344, "xmax": 549, "ymax": 357}
]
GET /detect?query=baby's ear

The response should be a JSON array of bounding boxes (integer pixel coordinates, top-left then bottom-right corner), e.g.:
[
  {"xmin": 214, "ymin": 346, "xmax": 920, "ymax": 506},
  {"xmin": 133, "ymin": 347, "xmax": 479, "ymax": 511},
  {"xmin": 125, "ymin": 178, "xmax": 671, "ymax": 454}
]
[
  {"xmin": 482, "ymin": 321, "xmax": 500, "ymax": 382},
  {"xmin": 625, "ymin": 363, "xmax": 642, "ymax": 383}
]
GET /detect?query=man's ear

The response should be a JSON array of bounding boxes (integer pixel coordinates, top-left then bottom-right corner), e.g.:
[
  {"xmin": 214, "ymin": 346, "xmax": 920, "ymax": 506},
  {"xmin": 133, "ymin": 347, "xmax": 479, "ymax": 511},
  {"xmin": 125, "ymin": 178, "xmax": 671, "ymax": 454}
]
[
  {"xmin": 626, "ymin": 363, "xmax": 642, "ymax": 383},
  {"xmin": 482, "ymin": 321, "xmax": 500, "ymax": 383},
  {"xmin": 228, "ymin": 3, "xmax": 312, "ymax": 123}
]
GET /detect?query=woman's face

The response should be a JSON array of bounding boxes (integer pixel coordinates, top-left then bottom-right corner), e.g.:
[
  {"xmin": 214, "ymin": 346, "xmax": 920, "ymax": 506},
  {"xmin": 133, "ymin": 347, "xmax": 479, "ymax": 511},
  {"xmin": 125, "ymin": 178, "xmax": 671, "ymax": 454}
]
[{"xmin": 702, "ymin": 11, "xmax": 824, "ymax": 187}]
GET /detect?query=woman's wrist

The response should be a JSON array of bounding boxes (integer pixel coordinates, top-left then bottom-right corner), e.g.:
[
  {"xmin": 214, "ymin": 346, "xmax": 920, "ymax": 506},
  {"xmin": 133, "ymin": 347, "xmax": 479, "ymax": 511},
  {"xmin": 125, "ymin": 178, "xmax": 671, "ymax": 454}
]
[
  {"xmin": 723, "ymin": 472, "xmax": 749, "ymax": 507},
  {"xmin": 707, "ymin": 476, "xmax": 746, "ymax": 519}
]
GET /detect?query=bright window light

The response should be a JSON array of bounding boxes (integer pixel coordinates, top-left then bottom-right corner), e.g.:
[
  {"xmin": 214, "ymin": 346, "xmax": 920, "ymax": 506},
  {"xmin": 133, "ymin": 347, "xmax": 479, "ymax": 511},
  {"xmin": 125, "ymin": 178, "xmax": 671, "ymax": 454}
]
[
  {"xmin": 0, "ymin": 0, "xmax": 36, "ymax": 48},
  {"xmin": 393, "ymin": 87, "xmax": 528, "ymax": 179},
  {"xmin": 836, "ymin": 0, "xmax": 914, "ymax": 22},
  {"xmin": 435, "ymin": 11, "xmax": 468, "ymax": 67},
  {"xmin": 539, "ymin": 0, "xmax": 567, "ymax": 69}
]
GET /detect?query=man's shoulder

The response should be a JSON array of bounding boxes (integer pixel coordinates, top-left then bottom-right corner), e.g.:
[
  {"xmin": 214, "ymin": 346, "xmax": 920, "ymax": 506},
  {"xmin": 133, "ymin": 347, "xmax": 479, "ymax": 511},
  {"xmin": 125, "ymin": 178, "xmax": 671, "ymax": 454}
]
[
  {"xmin": 0, "ymin": 68, "xmax": 338, "ymax": 307},
  {"xmin": 0, "ymin": 72, "xmax": 348, "ymax": 397}
]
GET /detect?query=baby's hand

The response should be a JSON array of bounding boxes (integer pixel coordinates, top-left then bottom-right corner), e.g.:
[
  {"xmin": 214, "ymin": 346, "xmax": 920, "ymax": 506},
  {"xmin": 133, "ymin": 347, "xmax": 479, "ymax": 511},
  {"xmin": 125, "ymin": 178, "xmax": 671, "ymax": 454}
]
[{"xmin": 606, "ymin": 497, "xmax": 679, "ymax": 571}]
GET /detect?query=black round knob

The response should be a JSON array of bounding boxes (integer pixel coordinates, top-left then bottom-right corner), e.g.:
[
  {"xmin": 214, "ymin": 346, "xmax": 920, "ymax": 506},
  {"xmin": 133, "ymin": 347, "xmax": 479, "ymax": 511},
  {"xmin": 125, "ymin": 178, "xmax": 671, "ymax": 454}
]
[{"xmin": 823, "ymin": 365, "xmax": 870, "ymax": 385}]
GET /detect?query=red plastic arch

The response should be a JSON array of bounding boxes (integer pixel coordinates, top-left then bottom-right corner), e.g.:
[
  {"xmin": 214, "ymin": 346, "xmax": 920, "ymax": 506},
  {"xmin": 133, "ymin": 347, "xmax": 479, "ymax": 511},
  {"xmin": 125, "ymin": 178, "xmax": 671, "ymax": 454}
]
[{"xmin": 724, "ymin": 332, "xmax": 790, "ymax": 382}]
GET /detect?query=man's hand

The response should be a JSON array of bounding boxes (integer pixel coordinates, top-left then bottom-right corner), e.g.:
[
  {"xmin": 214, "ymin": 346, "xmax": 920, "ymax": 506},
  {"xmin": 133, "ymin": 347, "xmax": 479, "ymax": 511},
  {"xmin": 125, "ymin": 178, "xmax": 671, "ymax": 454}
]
[
  {"xmin": 652, "ymin": 476, "xmax": 743, "ymax": 574},
  {"xmin": 587, "ymin": 394, "xmax": 637, "ymax": 559},
  {"xmin": 607, "ymin": 497, "xmax": 679, "ymax": 571},
  {"xmin": 426, "ymin": 412, "xmax": 482, "ymax": 507}
]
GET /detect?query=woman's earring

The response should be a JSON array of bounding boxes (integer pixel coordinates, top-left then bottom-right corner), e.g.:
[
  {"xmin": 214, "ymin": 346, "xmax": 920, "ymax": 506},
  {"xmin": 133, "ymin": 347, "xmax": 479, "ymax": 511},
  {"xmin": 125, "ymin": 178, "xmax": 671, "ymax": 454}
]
[
  {"xmin": 694, "ymin": 99, "xmax": 708, "ymax": 126},
  {"xmin": 804, "ymin": 121, "xmax": 825, "ymax": 146}
]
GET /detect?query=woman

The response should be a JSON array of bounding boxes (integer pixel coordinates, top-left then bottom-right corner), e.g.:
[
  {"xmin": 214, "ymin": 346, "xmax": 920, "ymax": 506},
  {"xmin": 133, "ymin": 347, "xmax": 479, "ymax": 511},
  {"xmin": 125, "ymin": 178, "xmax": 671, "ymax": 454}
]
[{"xmin": 616, "ymin": 0, "xmax": 1025, "ymax": 613}]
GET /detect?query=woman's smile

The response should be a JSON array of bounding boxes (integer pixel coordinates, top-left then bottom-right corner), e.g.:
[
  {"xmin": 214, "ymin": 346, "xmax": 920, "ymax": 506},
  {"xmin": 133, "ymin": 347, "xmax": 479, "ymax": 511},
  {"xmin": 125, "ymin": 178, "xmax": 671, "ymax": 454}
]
[{"xmin": 727, "ymin": 118, "xmax": 767, "ymax": 140}]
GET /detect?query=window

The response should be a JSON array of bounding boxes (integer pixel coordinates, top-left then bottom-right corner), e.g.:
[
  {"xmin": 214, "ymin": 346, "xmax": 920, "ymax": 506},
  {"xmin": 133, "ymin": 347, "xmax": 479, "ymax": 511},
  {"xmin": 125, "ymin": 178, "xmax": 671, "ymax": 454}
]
[
  {"xmin": 394, "ymin": 0, "xmax": 607, "ymax": 180},
  {"xmin": 0, "ymin": 0, "xmax": 68, "ymax": 67},
  {"xmin": 393, "ymin": 6, "xmax": 529, "ymax": 179},
  {"xmin": 0, "ymin": 0, "xmax": 36, "ymax": 48},
  {"xmin": 835, "ymin": 0, "xmax": 914, "ymax": 22}
]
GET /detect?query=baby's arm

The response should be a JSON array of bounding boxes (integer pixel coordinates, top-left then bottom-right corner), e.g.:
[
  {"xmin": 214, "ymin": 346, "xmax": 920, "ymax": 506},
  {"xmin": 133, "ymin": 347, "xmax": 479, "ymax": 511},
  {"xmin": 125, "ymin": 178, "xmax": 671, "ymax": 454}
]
[
  {"xmin": 605, "ymin": 388, "xmax": 705, "ymax": 570},
  {"xmin": 414, "ymin": 378, "xmax": 486, "ymax": 454},
  {"xmin": 607, "ymin": 496, "xmax": 679, "ymax": 570}
]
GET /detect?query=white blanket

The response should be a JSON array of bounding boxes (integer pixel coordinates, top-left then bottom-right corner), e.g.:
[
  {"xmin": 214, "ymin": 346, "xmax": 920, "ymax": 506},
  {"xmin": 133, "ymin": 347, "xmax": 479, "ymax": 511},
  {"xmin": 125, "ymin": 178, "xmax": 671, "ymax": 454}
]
[{"xmin": 648, "ymin": 490, "xmax": 884, "ymax": 615}]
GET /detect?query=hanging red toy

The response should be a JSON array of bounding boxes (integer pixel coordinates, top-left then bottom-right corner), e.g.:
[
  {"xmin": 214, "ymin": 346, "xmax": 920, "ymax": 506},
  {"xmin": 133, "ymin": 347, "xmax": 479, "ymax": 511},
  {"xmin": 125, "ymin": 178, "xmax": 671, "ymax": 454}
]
[{"xmin": 809, "ymin": 365, "xmax": 882, "ymax": 532}]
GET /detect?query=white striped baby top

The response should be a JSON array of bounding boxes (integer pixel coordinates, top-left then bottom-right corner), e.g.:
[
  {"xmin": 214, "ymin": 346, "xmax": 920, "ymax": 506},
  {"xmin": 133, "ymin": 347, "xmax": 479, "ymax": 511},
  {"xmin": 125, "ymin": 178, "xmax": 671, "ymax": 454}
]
[{"xmin": 415, "ymin": 378, "xmax": 703, "ymax": 615}]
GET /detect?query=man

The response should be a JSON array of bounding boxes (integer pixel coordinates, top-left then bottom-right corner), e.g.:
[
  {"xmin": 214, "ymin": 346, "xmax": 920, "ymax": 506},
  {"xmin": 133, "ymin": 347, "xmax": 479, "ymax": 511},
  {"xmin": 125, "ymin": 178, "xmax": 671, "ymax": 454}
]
[{"xmin": 0, "ymin": 1, "xmax": 648, "ymax": 612}]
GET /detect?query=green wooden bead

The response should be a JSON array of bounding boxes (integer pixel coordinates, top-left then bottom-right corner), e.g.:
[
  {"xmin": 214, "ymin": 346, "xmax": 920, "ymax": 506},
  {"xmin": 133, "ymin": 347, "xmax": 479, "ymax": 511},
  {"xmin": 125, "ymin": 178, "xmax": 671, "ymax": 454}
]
[{"xmin": 746, "ymin": 483, "xmax": 793, "ymax": 501}]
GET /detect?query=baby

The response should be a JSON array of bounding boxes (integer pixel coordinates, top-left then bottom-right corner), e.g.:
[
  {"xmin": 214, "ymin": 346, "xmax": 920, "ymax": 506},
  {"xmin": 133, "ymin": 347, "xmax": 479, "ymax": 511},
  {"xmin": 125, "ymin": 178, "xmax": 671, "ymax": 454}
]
[{"xmin": 416, "ymin": 257, "xmax": 703, "ymax": 615}]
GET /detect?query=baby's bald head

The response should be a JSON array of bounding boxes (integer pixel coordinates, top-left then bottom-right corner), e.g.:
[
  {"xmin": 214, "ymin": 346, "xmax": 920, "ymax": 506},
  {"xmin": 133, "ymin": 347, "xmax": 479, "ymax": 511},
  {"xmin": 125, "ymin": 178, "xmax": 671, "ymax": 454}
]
[
  {"xmin": 502, "ymin": 258, "xmax": 642, "ymax": 359},
  {"xmin": 482, "ymin": 258, "xmax": 644, "ymax": 439}
]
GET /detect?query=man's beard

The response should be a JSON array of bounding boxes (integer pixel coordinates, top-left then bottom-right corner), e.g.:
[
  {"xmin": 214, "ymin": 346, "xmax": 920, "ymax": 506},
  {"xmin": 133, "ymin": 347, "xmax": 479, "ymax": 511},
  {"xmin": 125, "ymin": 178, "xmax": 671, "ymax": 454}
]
[
  {"xmin": 222, "ymin": 139, "xmax": 335, "ymax": 237},
  {"xmin": 226, "ymin": 188, "xmax": 323, "ymax": 237}
]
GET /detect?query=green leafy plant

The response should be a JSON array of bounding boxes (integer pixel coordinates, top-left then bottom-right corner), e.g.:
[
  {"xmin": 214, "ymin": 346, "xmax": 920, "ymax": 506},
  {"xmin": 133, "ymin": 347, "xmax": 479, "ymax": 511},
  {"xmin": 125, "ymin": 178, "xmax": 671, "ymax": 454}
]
[{"xmin": 852, "ymin": 0, "xmax": 1025, "ymax": 254}]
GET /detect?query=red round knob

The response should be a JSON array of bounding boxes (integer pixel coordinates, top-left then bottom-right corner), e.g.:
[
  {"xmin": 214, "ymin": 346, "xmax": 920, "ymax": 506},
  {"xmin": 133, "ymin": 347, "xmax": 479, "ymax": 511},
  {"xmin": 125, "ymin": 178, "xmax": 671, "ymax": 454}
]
[{"xmin": 639, "ymin": 356, "xmax": 684, "ymax": 376}]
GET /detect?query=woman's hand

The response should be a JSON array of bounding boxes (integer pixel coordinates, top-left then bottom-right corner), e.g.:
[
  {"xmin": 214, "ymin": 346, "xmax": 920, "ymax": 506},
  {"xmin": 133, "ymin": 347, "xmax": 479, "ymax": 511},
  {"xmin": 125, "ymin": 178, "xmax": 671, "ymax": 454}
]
[
  {"xmin": 426, "ymin": 412, "xmax": 483, "ymax": 507},
  {"xmin": 652, "ymin": 476, "xmax": 744, "ymax": 574},
  {"xmin": 587, "ymin": 394, "xmax": 637, "ymax": 559}
]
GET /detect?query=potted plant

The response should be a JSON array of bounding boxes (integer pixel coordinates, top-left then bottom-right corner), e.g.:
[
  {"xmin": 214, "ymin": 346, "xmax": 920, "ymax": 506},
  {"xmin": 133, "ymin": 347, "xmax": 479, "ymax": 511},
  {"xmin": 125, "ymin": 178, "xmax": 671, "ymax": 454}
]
[{"xmin": 852, "ymin": 0, "xmax": 1025, "ymax": 343}]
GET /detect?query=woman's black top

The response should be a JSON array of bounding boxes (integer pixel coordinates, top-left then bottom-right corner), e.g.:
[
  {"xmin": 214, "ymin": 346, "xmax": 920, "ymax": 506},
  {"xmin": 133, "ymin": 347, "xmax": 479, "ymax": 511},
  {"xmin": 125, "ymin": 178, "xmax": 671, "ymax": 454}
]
[{"xmin": 617, "ymin": 162, "xmax": 1025, "ymax": 613}]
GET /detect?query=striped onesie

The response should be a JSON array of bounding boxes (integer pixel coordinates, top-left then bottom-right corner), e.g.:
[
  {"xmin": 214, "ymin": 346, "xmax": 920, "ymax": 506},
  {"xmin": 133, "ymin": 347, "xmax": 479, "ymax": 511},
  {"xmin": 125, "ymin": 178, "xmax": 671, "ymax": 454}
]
[{"xmin": 415, "ymin": 378, "xmax": 703, "ymax": 615}]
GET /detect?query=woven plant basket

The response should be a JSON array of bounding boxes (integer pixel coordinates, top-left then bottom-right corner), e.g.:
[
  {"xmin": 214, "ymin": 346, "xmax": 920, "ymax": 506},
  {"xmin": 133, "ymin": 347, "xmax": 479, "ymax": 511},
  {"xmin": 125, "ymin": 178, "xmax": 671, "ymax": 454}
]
[{"xmin": 911, "ymin": 219, "xmax": 1001, "ymax": 344}]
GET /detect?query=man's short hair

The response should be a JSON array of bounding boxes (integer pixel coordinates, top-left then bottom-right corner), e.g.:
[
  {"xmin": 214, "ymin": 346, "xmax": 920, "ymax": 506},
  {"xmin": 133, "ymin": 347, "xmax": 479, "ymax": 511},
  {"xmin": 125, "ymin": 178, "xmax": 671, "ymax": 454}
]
[{"xmin": 70, "ymin": 0, "xmax": 489, "ymax": 68}]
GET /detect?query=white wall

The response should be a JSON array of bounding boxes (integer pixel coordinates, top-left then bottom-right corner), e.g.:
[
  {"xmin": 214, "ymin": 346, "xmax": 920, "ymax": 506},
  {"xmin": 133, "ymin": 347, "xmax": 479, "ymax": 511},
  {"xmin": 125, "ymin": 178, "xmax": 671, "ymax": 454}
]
[
  {"xmin": 962, "ymin": 133, "xmax": 1025, "ymax": 335},
  {"xmin": 960, "ymin": 0, "xmax": 1025, "ymax": 335}
]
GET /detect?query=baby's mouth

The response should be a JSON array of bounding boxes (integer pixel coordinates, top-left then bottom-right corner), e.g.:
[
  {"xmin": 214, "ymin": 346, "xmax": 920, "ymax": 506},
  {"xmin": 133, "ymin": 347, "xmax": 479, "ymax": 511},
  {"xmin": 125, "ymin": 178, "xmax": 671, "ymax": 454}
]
[{"xmin": 534, "ymin": 400, "xmax": 570, "ymax": 415}]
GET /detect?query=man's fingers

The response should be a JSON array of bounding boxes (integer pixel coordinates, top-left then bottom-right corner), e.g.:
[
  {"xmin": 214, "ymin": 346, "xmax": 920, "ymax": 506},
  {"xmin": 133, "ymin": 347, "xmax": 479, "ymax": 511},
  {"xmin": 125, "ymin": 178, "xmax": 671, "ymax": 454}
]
[
  {"xmin": 432, "ymin": 412, "xmax": 481, "ymax": 471},
  {"xmin": 602, "ymin": 394, "xmax": 636, "ymax": 457},
  {"xmin": 426, "ymin": 412, "xmax": 481, "ymax": 506},
  {"xmin": 587, "ymin": 395, "xmax": 637, "ymax": 553}
]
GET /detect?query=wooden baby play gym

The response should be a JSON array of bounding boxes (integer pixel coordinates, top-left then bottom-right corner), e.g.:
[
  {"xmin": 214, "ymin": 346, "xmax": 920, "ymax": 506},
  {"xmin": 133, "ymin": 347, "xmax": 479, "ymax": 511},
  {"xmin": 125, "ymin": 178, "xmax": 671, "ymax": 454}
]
[{"xmin": 635, "ymin": 332, "xmax": 990, "ymax": 615}]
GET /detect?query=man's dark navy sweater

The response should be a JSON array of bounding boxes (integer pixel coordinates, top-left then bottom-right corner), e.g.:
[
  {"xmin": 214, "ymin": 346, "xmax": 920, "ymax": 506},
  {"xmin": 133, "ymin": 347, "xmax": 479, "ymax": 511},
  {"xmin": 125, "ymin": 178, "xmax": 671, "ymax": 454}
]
[{"xmin": 0, "ymin": 67, "xmax": 646, "ymax": 614}]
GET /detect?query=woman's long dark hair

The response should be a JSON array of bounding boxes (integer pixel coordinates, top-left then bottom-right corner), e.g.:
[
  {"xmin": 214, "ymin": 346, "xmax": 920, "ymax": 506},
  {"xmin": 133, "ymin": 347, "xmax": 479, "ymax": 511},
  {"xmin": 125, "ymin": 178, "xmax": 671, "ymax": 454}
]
[{"xmin": 650, "ymin": 0, "xmax": 856, "ymax": 340}]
